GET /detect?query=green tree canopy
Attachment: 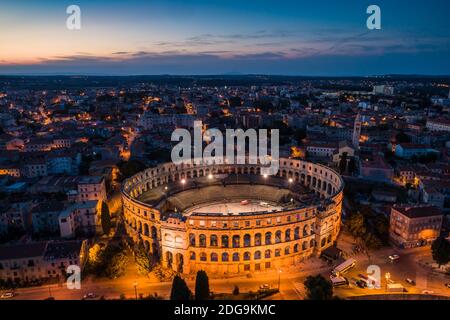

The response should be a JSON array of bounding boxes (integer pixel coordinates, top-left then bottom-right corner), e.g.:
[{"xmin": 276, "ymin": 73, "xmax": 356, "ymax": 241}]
[
  {"xmin": 100, "ymin": 201, "xmax": 111, "ymax": 235},
  {"xmin": 135, "ymin": 240, "xmax": 153, "ymax": 275},
  {"xmin": 194, "ymin": 270, "xmax": 210, "ymax": 300},
  {"xmin": 395, "ymin": 131, "xmax": 411, "ymax": 144},
  {"xmin": 170, "ymin": 275, "xmax": 193, "ymax": 300},
  {"xmin": 347, "ymin": 157, "xmax": 357, "ymax": 175},
  {"xmin": 339, "ymin": 152, "xmax": 348, "ymax": 174},
  {"xmin": 346, "ymin": 212, "xmax": 366, "ymax": 238},
  {"xmin": 117, "ymin": 159, "xmax": 146, "ymax": 181},
  {"xmin": 304, "ymin": 275, "xmax": 333, "ymax": 300},
  {"xmin": 431, "ymin": 236, "xmax": 450, "ymax": 267}
]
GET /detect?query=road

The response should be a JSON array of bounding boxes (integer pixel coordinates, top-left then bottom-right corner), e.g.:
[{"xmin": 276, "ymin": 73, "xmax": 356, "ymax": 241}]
[
  {"xmin": 3, "ymin": 232, "xmax": 450, "ymax": 300},
  {"xmin": 5, "ymin": 258, "xmax": 333, "ymax": 300}
]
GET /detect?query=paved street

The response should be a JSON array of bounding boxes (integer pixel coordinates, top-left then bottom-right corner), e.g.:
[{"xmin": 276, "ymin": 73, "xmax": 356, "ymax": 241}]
[{"xmin": 3, "ymin": 232, "xmax": 450, "ymax": 300}]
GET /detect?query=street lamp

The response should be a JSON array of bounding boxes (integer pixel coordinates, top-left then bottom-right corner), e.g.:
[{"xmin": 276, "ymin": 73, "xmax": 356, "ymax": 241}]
[
  {"xmin": 181, "ymin": 178, "xmax": 186, "ymax": 191},
  {"xmin": 385, "ymin": 273, "xmax": 391, "ymax": 292},
  {"xmin": 278, "ymin": 270, "xmax": 282, "ymax": 291},
  {"xmin": 133, "ymin": 282, "xmax": 138, "ymax": 300},
  {"xmin": 208, "ymin": 174, "xmax": 213, "ymax": 180},
  {"xmin": 288, "ymin": 178, "xmax": 293, "ymax": 189}
]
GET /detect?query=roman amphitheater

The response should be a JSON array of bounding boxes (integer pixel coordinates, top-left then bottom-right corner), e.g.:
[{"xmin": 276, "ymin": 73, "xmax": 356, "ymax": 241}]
[{"xmin": 122, "ymin": 158, "xmax": 344, "ymax": 275}]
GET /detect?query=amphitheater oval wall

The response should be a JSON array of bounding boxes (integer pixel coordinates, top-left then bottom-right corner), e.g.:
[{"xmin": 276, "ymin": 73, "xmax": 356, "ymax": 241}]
[{"xmin": 122, "ymin": 158, "xmax": 344, "ymax": 275}]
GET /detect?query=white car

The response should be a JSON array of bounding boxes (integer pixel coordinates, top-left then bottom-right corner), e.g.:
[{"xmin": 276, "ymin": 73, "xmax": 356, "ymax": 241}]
[
  {"xmin": 259, "ymin": 284, "xmax": 270, "ymax": 290},
  {"xmin": 388, "ymin": 254, "xmax": 400, "ymax": 261},
  {"xmin": 83, "ymin": 292, "xmax": 97, "ymax": 299},
  {"xmin": 1, "ymin": 292, "xmax": 15, "ymax": 299}
]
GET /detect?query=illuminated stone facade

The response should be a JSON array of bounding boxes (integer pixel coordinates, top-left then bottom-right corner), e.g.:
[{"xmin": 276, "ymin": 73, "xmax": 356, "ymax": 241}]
[{"xmin": 122, "ymin": 158, "xmax": 344, "ymax": 275}]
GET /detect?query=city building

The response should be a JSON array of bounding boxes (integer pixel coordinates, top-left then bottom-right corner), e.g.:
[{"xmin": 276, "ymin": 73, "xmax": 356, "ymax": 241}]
[
  {"xmin": 0, "ymin": 240, "xmax": 87, "ymax": 285},
  {"xmin": 137, "ymin": 112, "xmax": 196, "ymax": 130},
  {"xmin": 390, "ymin": 205, "xmax": 443, "ymax": 248},
  {"xmin": 0, "ymin": 164, "xmax": 21, "ymax": 177},
  {"xmin": 77, "ymin": 176, "xmax": 107, "ymax": 202},
  {"xmin": 373, "ymin": 85, "xmax": 395, "ymax": 96},
  {"xmin": 426, "ymin": 118, "xmax": 450, "ymax": 132},
  {"xmin": 31, "ymin": 202, "xmax": 66, "ymax": 236},
  {"xmin": 360, "ymin": 156, "xmax": 393, "ymax": 182},
  {"xmin": 395, "ymin": 143, "xmax": 439, "ymax": 159},
  {"xmin": 59, "ymin": 200, "xmax": 101, "ymax": 238},
  {"xmin": 352, "ymin": 113, "xmax": 361, "ymax": 149}
]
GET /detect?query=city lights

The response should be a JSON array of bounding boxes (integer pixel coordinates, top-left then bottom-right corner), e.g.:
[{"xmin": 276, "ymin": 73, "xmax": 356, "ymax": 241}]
[{"xmin": 0, "ymin": 1, "xmax": 449, "ymax": 307}]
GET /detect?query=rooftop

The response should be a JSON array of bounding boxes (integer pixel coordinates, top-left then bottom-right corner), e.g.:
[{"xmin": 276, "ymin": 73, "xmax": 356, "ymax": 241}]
[
  {"xmin": 44, "ymin": 240, "xmax": 84, "ymax": 260},
  {"xmin": 393, "ymin": 205, "xmax": 443, "ymax": 219},
  {"xmin": 78, "ymin": 175, "xmax": 104, "ymax": 184},
  {"xmin": 0, "ymin": 242, "xmax": 47, "ymax": 260}
]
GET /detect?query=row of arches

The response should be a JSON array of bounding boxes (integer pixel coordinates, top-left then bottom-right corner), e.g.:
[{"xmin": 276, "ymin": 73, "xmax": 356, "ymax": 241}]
[
  {"xmin": 125, "ymin": 160, "xmax": 342, "ymax": 201},
  {"xmin": 127, "ymin": 217, "xmax": 158, "ymax": 239},
  {"xmin": 189, "ymin": 240, "xmax": 315, "ymax": 263},
  {"xmin": 126, "ymin": 158, "xmax": 341, "ymax": 189},
  {"xmin": 188, "ymin": 225, "xmax": 314, "ymax": 248}
]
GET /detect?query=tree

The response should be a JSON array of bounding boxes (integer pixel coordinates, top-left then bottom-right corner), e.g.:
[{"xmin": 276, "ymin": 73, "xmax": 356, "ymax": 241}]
[
  {"xmin": 102, "ymin": 244, "xmax": 127, "ymax": 279},
  {"xmin": 339, "ymin": 152, "xmax": 348, "ymax": 174},
  {"xmin": 431, "ymin": 236, "xmax": 450, "ymax": 267},
  {"xmin": 294, "ymin": 129, "xmax": 307, "ymax": 144},
  {"xmin": 117, "ymin": 159, "xmax": 146, "ymax": 181},
  {"xmin": 346, "ymin": 212, "xmax": 366, "ymax": 238},
  {"xmin": 135, "ymin": 240, "xmax": 153, "ymax": 275},
  {"xmin": 88, "ymin": 244, "xmax": 102, "ymax": 265},
  {"xmin": 170, "ymin": 275, "xmax": 192, "ymax": 300},
  {"xmin": 347, "ymin": 157, "xmax": 357, "ymax": 176},
  {"xmin": 228, "ymin": 96, "xmax": 242, "ymax": 107},
  {"xmin": 194, "ymin": 270, "xmax": 210, "ymax": 300},
  {"xmin": 232, "ymin": 285, "xmax": 240, "ymax": 295},
  {"xmin": 395, "ymin": 131, "xmax": 411, "ymax": 144},
  {"xmin": 303, "ymin": 275, "xmax": 333, "ymax": 300},
  {"xmin": 364, "ymin": 232, "xmax": 382, "ymax": 250},
  {"xmin": 100, "ymin": 201, "xmax": 111, "ymax": 235}
]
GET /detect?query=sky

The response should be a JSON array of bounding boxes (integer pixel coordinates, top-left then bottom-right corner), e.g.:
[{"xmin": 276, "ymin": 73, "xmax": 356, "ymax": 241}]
[{"xmin": 1, "ymin": 0, "xmax": 450, "ymax": 75}]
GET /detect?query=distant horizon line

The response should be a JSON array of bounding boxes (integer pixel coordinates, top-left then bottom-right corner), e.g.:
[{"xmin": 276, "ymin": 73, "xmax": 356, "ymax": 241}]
[{"xmin": 1, "ymin": 73, "xmax": 450, "ymax": 78}]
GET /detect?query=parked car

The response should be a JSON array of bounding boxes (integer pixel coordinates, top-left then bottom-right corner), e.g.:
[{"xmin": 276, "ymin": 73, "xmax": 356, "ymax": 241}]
[
  {"xmin": 356, "ymin": 280, "xmax": 367, "ymax": 288},
  {"xmin": 350, "ymin": 277, "xmax": 359, "ymax": 286},
  {"xmin": 421, "ymin": 290, "xmax": 434, "ymax": 295},
  {"xmin": 388, "ymin": 254, "xmax": 400, "ymax": 262},
  {"xmin": 358, "ymin": 273, "xmax": 369, "ymax": 280},
  {"xmin": 405, "ymin": 278, "xmax": 416, "ymax": 285},
  {"xmin": 83, "ymin": 293, "xmax": 97, "ymax": 299},
  {"xmin": 259, "ymin": 284, "xmax": 270, "ymax": 291},
  {"xmin": 1, "ymin": 292, "xmax": 15, "ymax": 299}
]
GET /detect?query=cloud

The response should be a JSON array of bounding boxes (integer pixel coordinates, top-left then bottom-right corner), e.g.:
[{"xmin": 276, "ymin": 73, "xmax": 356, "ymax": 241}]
[{"xmin": 1, "ymin": 28, "xmax": 450, "ymax": 75}]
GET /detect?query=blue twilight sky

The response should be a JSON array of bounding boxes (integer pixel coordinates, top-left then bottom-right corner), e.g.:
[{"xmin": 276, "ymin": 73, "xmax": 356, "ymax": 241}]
[{"xmin": 0, "ymin": 0, "xmax": 450, "ymax": 75}]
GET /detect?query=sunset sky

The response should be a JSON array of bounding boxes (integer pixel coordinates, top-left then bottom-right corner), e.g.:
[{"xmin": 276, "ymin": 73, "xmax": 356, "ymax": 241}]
[{"xmin": 1, "ymin": 0, "xmax": 450, "ymax": 75}]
